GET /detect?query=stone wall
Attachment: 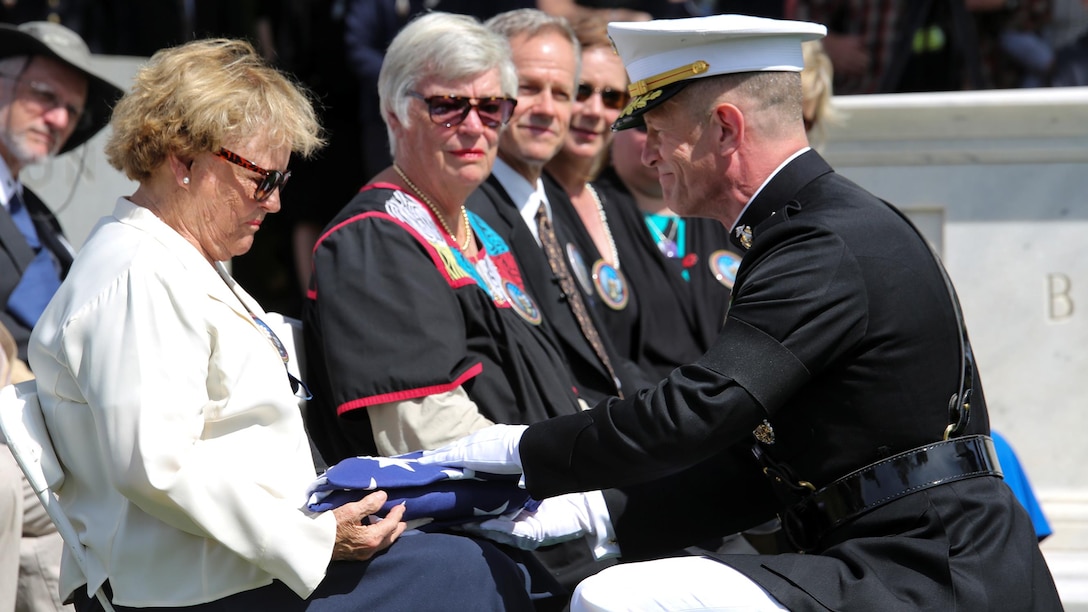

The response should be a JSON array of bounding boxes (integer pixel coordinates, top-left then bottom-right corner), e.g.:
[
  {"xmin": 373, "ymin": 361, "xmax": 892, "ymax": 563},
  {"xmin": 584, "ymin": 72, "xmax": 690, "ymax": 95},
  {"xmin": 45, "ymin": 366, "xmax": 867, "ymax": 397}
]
[{"xmin": 822, "ymin": 87, "xmax": 1088, "ymax": 609}]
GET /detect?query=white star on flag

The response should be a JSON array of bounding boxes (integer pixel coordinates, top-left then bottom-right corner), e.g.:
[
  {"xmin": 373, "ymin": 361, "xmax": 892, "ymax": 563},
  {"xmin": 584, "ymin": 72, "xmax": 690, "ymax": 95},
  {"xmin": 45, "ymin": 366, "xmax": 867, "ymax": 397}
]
[{"xmin": 373, "ymin": 456, "xmax": 418, "ymax": 471}]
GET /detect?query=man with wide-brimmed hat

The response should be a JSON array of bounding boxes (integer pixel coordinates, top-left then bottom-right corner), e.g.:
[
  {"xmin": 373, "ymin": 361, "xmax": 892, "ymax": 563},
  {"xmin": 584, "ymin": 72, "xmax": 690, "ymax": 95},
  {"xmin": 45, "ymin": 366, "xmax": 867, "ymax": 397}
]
[
  {"xmin": 0, "ymin": 21, "xmax": 122, "ymax": 360},
  {"xmin": 0, "ymin": 20, "xmax": 122, "ymax": 612}
]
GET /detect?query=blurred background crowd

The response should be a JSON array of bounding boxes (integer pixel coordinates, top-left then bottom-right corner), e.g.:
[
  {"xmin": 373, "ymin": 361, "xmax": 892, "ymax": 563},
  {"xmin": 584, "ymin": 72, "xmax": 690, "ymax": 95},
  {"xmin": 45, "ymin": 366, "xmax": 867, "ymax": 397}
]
[{"xmin": 3, "ymin": 0, "xmax": 1088, "ymax": 316}]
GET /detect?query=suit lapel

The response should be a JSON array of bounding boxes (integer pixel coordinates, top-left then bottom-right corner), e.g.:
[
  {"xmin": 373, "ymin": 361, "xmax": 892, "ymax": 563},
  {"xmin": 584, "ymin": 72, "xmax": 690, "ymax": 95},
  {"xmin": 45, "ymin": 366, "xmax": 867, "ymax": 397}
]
[
  {"xmin": 23, "ymin": 189, "xmax": 75, "ymax": 275},
  {"xmin": 0, "ymin": 204, "xmax": 35, "ymax": 273},
  {"xmin": 472, "ymin": 175, "xmax": 610, "ymax": 386}
]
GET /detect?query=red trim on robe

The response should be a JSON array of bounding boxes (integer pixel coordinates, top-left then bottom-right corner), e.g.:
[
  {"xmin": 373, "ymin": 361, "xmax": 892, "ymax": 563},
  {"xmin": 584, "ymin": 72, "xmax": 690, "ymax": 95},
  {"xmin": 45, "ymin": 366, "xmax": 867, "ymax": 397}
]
[
  {"xmin": 336, "ymin": 362, "xmax": 484, "ymax": 415},
  {"xmin": 307, "ymin": 185, "xmax": 478, "ymax": 301}
]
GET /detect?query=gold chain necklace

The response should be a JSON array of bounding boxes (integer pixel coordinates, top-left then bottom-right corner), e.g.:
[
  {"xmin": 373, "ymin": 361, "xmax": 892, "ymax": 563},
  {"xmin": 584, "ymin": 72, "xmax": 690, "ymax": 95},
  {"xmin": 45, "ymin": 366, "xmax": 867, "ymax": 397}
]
[{"xmin": 393, "ymin": 164, "xmax": 472, "ymax": 251}]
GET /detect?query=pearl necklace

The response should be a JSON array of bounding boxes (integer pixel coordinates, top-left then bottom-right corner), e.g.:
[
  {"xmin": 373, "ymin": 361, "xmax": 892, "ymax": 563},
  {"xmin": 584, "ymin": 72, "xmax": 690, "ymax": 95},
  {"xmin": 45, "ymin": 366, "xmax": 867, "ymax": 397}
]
[
  {"xmin": 586, "ymin": 184, "xmax": 619, "ymax": 267},
  {"xmin": 393, "ymin": 164, "xmax": 472, "ymax": 251}
]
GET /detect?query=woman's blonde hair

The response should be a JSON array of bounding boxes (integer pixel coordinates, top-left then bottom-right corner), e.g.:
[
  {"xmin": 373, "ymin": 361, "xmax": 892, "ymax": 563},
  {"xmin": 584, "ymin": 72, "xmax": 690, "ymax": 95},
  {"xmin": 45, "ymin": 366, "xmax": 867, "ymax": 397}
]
[
  {"xmin": 800, "ymin": 39, "xmax": 842, "ymax": 146},
  {"xmin": 568, "ymin": 13, "xmax": 611, "ymax": 52},
  {"xmin": 106, "ymin": 38, "xmax": 323, "ymax": 181}
]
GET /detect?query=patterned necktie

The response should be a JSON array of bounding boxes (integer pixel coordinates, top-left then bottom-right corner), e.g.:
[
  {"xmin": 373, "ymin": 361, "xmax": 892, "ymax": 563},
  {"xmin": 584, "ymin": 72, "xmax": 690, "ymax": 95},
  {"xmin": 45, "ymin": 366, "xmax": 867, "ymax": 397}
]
[
  {"xmin": 535, "ymin": 202, "xmax": 622, "ymax": 397},
  {"xmin": 6, "ymin": 192, "xmax": 63, "ymax": 327}
]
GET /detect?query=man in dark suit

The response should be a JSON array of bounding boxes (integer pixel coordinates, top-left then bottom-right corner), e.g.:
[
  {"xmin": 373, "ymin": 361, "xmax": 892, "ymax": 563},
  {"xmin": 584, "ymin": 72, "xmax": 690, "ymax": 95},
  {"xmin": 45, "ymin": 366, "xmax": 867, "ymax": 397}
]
[
  {"xmin": 423, "ymin": 14, "xmax": 1061, "ymax": 611},
  {"xmin": 471, "ymin": 9, "xmax": 650, "ymax": 406},
  {"xmin": 0, "ymin": 21, "xmax": 122, "ymax": 612},
  {"xmin": 0, "ymin": 21, "xmax": 122, "ymax": 362}
]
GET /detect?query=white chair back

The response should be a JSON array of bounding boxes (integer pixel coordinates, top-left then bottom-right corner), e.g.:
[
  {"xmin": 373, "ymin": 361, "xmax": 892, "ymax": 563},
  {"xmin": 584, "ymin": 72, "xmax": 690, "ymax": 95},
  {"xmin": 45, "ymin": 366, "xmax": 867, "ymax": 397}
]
[
  {"xmin": 0, "ymin": 381, "xmax": 115, "ymax": 612},
  {"xmin": 261, "ymin": 313, "xmax": 326, "ymax": 471},
  {"xmin": 262, "ymin": 312, "xmax": 306, "ymax": 405}
]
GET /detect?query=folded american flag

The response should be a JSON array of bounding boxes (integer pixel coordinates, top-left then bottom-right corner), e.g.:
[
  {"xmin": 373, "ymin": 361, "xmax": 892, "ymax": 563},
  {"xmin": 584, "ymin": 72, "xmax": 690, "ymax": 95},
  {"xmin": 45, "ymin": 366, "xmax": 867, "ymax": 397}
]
[{"xmin": 305, "ymin": 451, "xmax": 539, "ymax": 529}]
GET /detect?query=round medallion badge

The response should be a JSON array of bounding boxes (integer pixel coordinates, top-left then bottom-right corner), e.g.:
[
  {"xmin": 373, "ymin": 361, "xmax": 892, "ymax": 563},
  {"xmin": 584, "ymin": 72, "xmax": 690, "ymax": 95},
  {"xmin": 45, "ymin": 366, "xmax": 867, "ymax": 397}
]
[
  {"xmin": 504, "ymin": 281, "xmax": 542, "ymax": 325},
  {"xmin": 592, "ymin": 260, "xmax": 629, "ymax": 310},
  {"xmin": 708, "ymin": 250, "xmax": 742, "ymax": 289}
]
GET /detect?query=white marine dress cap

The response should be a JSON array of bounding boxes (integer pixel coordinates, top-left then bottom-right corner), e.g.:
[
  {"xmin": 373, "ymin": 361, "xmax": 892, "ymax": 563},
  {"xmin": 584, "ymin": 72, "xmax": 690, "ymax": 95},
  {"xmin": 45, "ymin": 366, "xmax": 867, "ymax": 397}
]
[{"xmin": 608, "ymin": 14, "xmax": 826, "ymax": 130}]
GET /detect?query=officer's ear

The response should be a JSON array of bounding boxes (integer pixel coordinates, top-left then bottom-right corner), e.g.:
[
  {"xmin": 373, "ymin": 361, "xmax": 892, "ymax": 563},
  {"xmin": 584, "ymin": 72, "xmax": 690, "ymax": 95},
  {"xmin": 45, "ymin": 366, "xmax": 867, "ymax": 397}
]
[{"xmin": 710, "ymin": 102, "xmax": 743, "ymax": 158}]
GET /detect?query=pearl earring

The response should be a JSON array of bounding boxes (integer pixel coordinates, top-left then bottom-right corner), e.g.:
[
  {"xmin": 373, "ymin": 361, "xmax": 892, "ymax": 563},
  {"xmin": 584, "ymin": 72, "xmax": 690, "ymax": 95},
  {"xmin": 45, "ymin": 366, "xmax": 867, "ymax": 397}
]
[{"xmin": 183, "ymin": 177, "xmax": 190, "ymax": 185}]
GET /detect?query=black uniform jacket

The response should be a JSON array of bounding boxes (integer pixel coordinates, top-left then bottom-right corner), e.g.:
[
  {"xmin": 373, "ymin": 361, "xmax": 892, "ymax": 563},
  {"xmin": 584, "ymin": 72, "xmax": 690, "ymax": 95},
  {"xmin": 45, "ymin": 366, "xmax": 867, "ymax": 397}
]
[
  {"xmin": 467, "ymin": 174, "xmax": 652, "ymax": 404},
  {"xmin": 0, "ymin": 188, "xmax": 74, "ymax": 360},
  {"xmin": 563, "ymin": 174, "xmax": 734, "ymax": 380},
  {"xmin": 517, "ymin": 151, "xmax": 1061, "ymax": 610}
]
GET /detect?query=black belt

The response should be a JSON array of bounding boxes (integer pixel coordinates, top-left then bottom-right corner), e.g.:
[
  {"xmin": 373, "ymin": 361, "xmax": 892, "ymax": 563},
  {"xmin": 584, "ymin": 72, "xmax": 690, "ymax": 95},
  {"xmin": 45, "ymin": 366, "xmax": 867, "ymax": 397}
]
[{"xmin": 781, "ymin": 435, "xmax": 1002, "ymax": 552}]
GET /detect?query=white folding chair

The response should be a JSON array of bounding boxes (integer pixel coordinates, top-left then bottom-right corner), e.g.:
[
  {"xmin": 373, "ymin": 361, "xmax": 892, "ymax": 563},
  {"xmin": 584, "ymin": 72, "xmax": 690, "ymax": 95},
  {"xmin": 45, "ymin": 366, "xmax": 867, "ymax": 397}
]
[
  {"xmin": 262, "ymin": 311, "xmax": 307, "ymax": 407},
  {"xmin": 260, "ymin": 312, "xmax": 329, "ymax": 471},
  {"xmin": 0, "ymin": 381, "xmax": 115, "ymax": 612}
]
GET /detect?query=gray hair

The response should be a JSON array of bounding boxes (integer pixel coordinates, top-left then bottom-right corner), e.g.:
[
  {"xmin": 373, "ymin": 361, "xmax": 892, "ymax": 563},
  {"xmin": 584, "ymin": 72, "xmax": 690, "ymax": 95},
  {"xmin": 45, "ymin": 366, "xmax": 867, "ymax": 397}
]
[
  {"xmin": 485, "ymin": 8, "xmax": 582, "ymax": 78},
  {"xmin": 379, "ymin": 12, "xmax": 517, "ymax": 157},
  {"xmin": 683, "ymin": 71, "xmax": 804, "ymax": 136},
  {"xmin": 106, "ymin": 38, "xmax": 323, "ymax": 181}
]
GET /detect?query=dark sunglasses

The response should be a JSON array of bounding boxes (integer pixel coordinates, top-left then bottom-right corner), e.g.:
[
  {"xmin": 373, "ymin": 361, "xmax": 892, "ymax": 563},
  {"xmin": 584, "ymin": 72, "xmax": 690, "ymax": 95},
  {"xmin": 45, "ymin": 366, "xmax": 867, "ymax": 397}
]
[
  {"xmin": 214, "ymin": 148, "xmax": 291, "ymax": 202},
  {"xmin": 576, "ymin": 83, "xmax": 629, "ymax": 111},
  {"xmin": 407, "ymin": 91, "xmax": 517, "ymax": 128}
]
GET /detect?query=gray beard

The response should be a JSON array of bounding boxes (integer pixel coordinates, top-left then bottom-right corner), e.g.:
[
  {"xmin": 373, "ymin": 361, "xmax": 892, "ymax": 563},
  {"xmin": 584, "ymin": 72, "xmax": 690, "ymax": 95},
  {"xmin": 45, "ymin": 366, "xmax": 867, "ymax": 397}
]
[{"xmin": 0, "ymin": 128, "xmax": 54, "ymax": 171}]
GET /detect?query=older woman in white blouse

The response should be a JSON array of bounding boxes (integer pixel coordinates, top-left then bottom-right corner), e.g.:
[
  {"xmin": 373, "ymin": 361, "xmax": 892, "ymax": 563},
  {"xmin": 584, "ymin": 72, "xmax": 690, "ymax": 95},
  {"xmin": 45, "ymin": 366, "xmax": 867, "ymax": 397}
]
[{"xmin": 28, "ymin": 37, "xmax": 530, "ymax": 612}]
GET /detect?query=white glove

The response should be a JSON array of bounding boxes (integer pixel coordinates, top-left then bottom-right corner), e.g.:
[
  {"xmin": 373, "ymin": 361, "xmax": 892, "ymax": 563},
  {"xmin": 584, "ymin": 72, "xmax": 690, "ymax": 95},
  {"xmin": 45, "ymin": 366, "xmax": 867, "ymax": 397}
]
[
  {"xmin": 461, "ymin": 491, "xmax": 619, "ymax": 560},
  {"xmin": 416, "ymin": 424, "xmax": 527, "ymax": 474}
]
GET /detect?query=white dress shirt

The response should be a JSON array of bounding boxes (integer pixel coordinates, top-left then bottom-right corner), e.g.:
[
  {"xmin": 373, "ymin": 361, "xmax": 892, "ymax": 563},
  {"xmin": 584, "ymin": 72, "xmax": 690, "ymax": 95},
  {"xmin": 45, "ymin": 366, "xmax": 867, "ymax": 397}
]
[
  {"xmin": 490, "ymin": 158, "xmax": 551, "ymax": 246},
  {"xmin": 29, "ymin": 198, "xmax": 336, "ymax": 606},
  {"xmin": 1, "ymin": 155, "xmax": 19, "ymax": 213}
]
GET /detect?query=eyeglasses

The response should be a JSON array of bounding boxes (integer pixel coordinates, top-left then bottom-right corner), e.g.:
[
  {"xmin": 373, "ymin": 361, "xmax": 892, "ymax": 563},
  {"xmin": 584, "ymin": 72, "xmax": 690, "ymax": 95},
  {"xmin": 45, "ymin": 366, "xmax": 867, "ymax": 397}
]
[
  {"xmin": 0, "ymin": 75, "xmax": 89, "ymax": 129},
  {"xmin": 576, "ymin": 83, "xmax": 629, "ymax": 111},
  {"xmin": 214, "ymin": 148, "xmax": 291, "ymax": 202},
  {"xmin": 407, "ymin": 91, "xmax": 517, "ymax": 128}
]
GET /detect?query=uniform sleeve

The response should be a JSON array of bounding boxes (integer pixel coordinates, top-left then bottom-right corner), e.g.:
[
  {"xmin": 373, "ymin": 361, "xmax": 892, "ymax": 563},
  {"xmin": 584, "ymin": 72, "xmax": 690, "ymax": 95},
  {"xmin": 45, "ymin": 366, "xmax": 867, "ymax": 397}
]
[
  {"xmin": 308, "ymin": 211, "xmax": 481, "ymax": 416},
  {"xmin": 520, "ymin": 222, "xmax": 868, "ymax": 498}
]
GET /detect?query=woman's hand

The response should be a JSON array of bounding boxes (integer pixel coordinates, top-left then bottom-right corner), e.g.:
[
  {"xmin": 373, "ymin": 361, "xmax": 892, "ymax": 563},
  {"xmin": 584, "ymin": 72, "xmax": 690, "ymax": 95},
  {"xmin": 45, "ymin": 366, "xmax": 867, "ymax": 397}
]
[{"xmin": 330, "ymin": 490, "xmax": 407, "ymax": 561}]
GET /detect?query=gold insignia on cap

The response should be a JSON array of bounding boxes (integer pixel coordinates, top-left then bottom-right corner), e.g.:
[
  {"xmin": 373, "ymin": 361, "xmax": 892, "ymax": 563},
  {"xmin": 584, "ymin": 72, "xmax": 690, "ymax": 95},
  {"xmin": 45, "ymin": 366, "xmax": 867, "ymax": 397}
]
[
  {"xmin": 618, "ymin": 88, "xmax": 663, "ymax": 119},
  {"xmin": 753, "ymin": 419, "xmax": 775, "ymax": 445},
  {"xmin": 628, "ymin": 60, "xmax": 710, "ymax": 97},
  {"xmin": 734, "ymin": 225, "xmax": 753, "ymax": 250}
]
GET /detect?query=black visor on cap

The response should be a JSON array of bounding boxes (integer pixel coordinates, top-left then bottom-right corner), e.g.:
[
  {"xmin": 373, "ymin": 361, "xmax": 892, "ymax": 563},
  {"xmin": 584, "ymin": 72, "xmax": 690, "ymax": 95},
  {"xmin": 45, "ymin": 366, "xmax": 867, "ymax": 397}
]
[{"xmin": 611, "ymin": 80, "xmax": 691, "ymax": 132}]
